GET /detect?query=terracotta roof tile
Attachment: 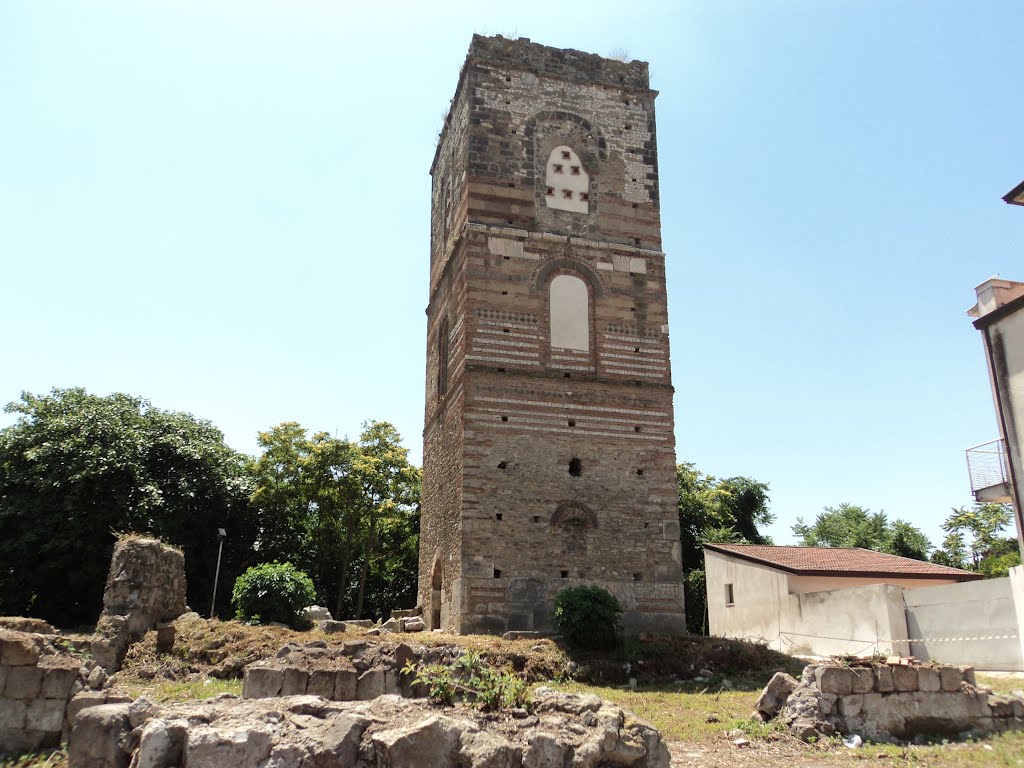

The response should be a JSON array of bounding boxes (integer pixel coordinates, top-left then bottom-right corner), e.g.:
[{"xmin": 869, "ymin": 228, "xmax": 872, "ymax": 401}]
[{"xmin": 704, "ymin": 544, "xmax": 984, "ymax": 580}]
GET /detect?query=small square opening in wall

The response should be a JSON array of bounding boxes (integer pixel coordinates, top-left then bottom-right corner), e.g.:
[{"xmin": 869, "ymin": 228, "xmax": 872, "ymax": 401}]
[
  {"xmin": 553, "ymin": 163, "xmax": 564, "ymax": 173},
  {"xmin": 636, "ymin": 469, "xmax": 644, "ymax": 476},
  {"xmin": 567, "ymin": 418, "xmax": 576, "ymax": 427},
  {"xmin": 546, "ymin": 186, "xmax": 555, "ymax": 196},
  {"xmin": 562, "ymin": 189, "xmax": 573, "ymax": 199},
  {"xmin": 580, "ymin": 193, "xmax": 589, "ymax": 201},
  {"xmin": 498, "ymin": 367, "xmax": 506, "ymax": 373},
  {"xmin": 560, "ymin": 570, "xmax": 569, "ymax": 578},
  {"xmin": 568, "ymin": 457, "xmax": 582, "ymax": 476},
  {"xmin": 571, "ymin": 165, "xmax": 580, "ymax": 175},
  {"xmin": 561, "ymin": 150, "xmax": 571, "ymax": 160},
  {"xmin": 563, "ymin": 372, "xmax": 571, "ymax": 379},
  {"xmin": 624, "ymin": 123, "xmax": 632, "ymax": 130},
  {"xmin": 533, "ymin": 515, "xmax": 540, "ymax": 523},
  {"xmin": 634, "ymin": 347, "xmax": 641, "ymax": 353},
  {"xmin": 725, "ymin": 583, "xmax": 735, "ymax": 605},
  {"xmin": 633, "ymin": 572, "xmax": 642, "ymax": 582},
  {"xmin": 495, "ymin": 513, "xmax": 503, "ymax": 521},
  {"xmin": 497, "ymin": 461, "xmax": 508, "ymax": 470},
  {"xmin": 494, "ymin": 568, "xmax": 502, "ymax": 578},
  {"xmin": 501, "ymin": 415, "xmax": 508, "ymax": 422},
  {"xmin": 503, "ymin": 328, "xmax": 510, "ymax": 333},
  {"xmin": 501, "ymin": 291, "xmax": 508, "ymax": 295},
  {"xmin": 634, "ymin": 426, "xmax": 642, "ymax": 433}
]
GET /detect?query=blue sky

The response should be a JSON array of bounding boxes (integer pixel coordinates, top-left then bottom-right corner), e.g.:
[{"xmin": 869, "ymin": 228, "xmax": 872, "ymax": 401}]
[{"xmin": 1, "ymin": 0, "xmax": 1021, "ymax": 548}]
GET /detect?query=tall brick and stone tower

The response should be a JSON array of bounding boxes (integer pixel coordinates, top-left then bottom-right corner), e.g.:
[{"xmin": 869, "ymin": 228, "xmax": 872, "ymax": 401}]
[{"xmin": 418, "ymin": 35, "xmax": 684, "ymax": 635}]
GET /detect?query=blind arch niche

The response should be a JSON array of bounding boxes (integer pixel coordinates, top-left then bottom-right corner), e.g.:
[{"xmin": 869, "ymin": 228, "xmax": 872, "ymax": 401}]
[{"xmin": 549, "ymin": 274, "xmax": 590, "ymax": 352}]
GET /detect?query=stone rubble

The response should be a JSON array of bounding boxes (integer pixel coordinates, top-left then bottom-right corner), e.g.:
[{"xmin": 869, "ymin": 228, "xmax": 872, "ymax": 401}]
[{"xmin": 68, "ymin": 688, "xmax": 670, "ymax": 768}]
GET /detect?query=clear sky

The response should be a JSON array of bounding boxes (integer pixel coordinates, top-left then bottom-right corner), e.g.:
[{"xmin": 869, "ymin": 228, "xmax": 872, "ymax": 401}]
[{"xmin": 2, "ymin": 0, "xmax": 1022, "ymax": 549}]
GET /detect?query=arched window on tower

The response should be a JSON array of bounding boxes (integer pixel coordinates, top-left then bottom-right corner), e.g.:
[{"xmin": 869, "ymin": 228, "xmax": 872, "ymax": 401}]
[
  {"xmin": 437, "ymin": 319, "xmax": 450, "ymax": 398},
  {"xmin": 544, "ymin": 146, "xmax": 590, "ymax": 214},
  {"xmin": 549, "ymin": 275, "xmax": 589, "ymax": 352}
]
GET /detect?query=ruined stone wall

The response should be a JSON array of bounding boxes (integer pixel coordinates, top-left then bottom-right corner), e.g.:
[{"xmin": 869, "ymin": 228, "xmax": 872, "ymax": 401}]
[
  {"xmin": 92, "ymin": 538, "xmax": 187, "ymax": 672},
  {"xmin": 0, "ymin": 630, "xmax": 86, "ymax": 754},
  {"xmin": 420, "ymin": 35, "xmax": 683, "ymax": 635},
  {"xmin": 765, "ymin": 661, "xmax": 1024, "ymax": 743}
]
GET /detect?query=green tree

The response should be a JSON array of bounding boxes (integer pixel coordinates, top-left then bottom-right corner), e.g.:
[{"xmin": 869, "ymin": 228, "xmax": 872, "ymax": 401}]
[
  {"xmin": 247, "ymin": 420, "xmax": 420, "ymax": 621},
  {"xmin": 352, "ymin": 421, "xmax": 420, "ymax": 619},
  {"xmin": 0, "ymin": 388, "xmax": 253, "ymax": 626},
  {"xmin": 932, "ymin": 503, "xmax": 1020, "ymax": 577},
  {"xmin": 677, "ymin": 463, "xmax": 773, "ymax": 634},
  {"xmin": 792, "ymin": 503, "xmax": 932, "ymax": 560}
]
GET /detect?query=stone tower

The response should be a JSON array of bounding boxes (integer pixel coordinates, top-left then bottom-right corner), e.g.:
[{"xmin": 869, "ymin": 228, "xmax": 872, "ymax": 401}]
[{"xmin": 418, "ymin": 35, "xmax": 684, "ymax": 635}]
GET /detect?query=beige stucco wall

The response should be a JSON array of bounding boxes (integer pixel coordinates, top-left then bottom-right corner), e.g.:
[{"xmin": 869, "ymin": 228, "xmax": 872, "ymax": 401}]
[
  {"xmin": 985, "ymin": 307, "xmax": 1024, "ymax": 556},
  {"xmin": 706, "ymin": 550, "xmax": 911, "ymax": 656},
  {"xmin": 788, "ymin": 574, "xmax": 962, "ymax": 593}
]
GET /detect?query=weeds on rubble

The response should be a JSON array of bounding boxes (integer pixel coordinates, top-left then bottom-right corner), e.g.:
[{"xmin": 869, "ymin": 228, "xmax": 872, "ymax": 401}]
[
  {"xmin": 0, "ymin": 750, "xmax": 67, "ymax": 768},
  {"xmin": 407, "ymin": 651, "xmax": 531, "ymax": 712}
]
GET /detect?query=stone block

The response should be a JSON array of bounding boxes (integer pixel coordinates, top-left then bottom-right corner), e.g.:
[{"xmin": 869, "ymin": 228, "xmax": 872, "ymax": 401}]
[
  {"xmin": 892, "ymin": 666, "xmax": 918, "ymax": 691},
  {"xmin": 1012, "ymin": 699, "xmax": 1024, "ymax": 718},
  {"xmin": 334, "ymin": 669, "xmax": 358, "ymax": 701},
  {"xmin": 816, "ymin": 666, "xmax": 853, "ymax": 695},
  {"xmin": 754, "ymin": 672, "xmax": 797, "ymax": 720},
  {"xmin": 961, "ymin": 666, "xmax": 977, "ymax": 686},
  {"xmin": 320, "ymin": 620, "xmax": 347, "ymax": 634},
  {"xmin": 41, "ymin": 664, "xmax": 81, "ymax": 699},
  {"xmin": 384, "ymin": 669, "xmax": 401, "ymax": 696},
  {"xmin": 816, "ymin": 692, "xmax": 837, "ymax": 715},
  {"xmin": 4, "ymin": 665, "xmax": 42, "ymax": 698},
  {"xmin": 342, "ymin": 640, "xmax": 366, "ymax": 656},
  {"xmin": 918, "ymin": 667, "xmax": 941, "ymax": 692},
  {"xmin": 155, "ymin": 623, "xmax": 176, "ymax": 654},
  {"xmin": 136, "ymin": 719, "xmax": 187, "ymax": 768},
  {"xmin": 0, "ymin": 728, "xmax": 43, "ymax": 756},
  {"xmin": 850, "ymin": 668, "xmax": 874, "ymax": 694},
  {"xmin": 356, "ymin": 669, "xmax": 386, "ymax": 700},
  {"xmin": 873, "ymin": 665, "xmax": 894, "ymax": 692},
  {"xmin": 243, "ymin": 666, "xmax": 283, "ymax": 699},
  {"xmin": 0, "ymin": 631, "xmax": 40, "ymax": 666},
  {"xmin": 28, "ymin": 698, "xmax": 67, "ymax": 733},
  {"xmin": 66, "ymin": 691, "xmax": 109, "ymax": 726},
  {"xmin": 939, "ymin": 666, "xmax": 961, "ymax": 692},
  {"xmin": 280, "ymin": 667, "xmax": 308, "ymax": 696},
  {"xmin": 69, "ymin": 703, "xmax": 132, "ymax": 768},
  {"xmin": 0, "ymin": 699, "xmax": 27, "ymax": 730},
  {"xmin": 988, "ymin": 694, "xmax": 1015, "ymax": 718},
  {"xmin": 311, "ymin": 714, "xmax": 369, "ymax": 767},
  {"xmin": 306, "ymin": 670, "xmax": 336, "ymax": 699},
  {"xmin": 183, "ymin": 725, "xmax": 272, "ymax": 768},
  {"xmin": 838, "ymin": 694, "xmax": 863, "ymax": 717}
]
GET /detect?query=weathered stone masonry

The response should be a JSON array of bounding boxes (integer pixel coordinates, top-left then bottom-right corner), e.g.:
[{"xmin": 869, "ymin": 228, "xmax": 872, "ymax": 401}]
[{"xmin": 419, "ymin": 35, "xmax": 684, "ymax": 635}]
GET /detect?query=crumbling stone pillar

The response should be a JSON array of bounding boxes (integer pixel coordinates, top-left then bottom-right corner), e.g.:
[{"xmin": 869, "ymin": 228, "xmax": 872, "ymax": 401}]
[{"xmin": 92, "ymin": 538, "xmax": 187, "ymax": 673}]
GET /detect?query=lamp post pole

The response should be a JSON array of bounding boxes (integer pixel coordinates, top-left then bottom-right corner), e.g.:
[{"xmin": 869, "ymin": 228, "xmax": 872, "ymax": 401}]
[{"xmin": 210, "ymin": 528, "xmax": 227, "ymax": 618}]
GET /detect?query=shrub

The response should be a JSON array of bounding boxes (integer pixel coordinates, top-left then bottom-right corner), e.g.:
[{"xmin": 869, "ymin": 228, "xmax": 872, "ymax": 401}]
[
  {"xmin": 231, "ymin": 562, "xmax": 317, "ymax": 629},
  {"xmin": 552, "ymin": 585, "xmax": 623, "ymax": 651}
]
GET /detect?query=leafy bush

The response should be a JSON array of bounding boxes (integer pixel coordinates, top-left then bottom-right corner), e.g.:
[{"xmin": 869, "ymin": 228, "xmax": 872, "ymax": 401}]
[
  {"xmin": 231, "ymin": 562, "xmax": 316, "ymax": 629},
  {"xmin": 552, "ymin": 585, "xmax": 623, "ymax": 651}
]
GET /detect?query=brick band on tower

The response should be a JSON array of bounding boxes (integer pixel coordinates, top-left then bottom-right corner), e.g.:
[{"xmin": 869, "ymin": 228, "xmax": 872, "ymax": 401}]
[{"xmin": 418, "ymin": 34, "xmax": 685, "ymax": 635}]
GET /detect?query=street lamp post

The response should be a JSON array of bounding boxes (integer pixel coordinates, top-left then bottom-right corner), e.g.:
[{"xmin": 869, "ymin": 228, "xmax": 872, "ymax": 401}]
[{"xmin": 209, "ymin": 528, "xmax": 227, "ymax": 618}]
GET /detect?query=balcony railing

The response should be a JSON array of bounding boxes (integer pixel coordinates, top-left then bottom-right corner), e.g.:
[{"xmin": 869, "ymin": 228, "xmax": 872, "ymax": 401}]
[{"xmin": 966, "ymin": 439, "xmax": 1011, "ymax": 502}]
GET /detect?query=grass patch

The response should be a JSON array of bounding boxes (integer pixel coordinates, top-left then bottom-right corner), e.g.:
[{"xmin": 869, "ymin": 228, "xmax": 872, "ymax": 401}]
[
  {"xmin": 119, "ymin": 677, "xmax": 242, "ymax": 703},
  {"xmin": 0, "ymin": 751, "xmax": 67, "ymax": 768},
  {"xmin": 553, "ymin": 680, "xmax": 765, "ymax": 742}
]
